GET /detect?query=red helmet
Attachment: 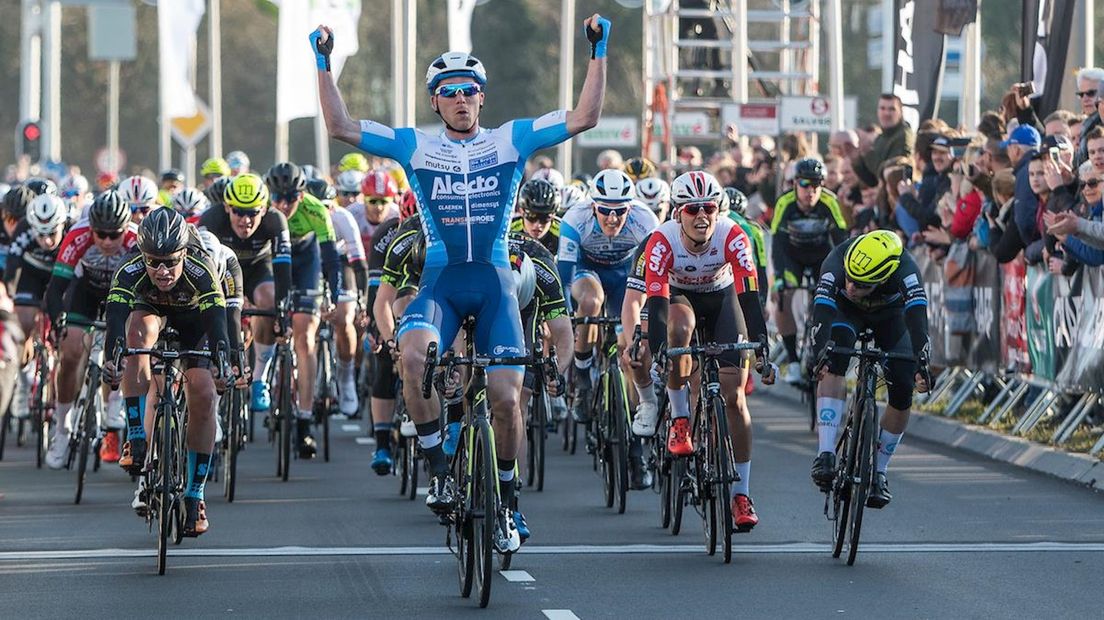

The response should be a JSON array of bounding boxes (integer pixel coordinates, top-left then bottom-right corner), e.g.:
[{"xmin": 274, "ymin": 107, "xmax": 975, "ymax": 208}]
[
  {"xmin": 361, "ymin": 170, "xmax": 399, "ymax": 198},
  {"xmin": 399, "ymin": 190, "xmax": 418, "ymax": 219}
]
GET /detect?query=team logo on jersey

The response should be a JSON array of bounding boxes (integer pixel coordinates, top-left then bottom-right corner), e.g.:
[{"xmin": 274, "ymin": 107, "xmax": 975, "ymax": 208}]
[
  {"xmin": 727, "ymin": 234, "xmax": 754, "ymax": 272},
  {"xmin": 648, "ymin": 239, "xmax": 669, "ymax": 275},
  {"xmin": 430, "ymin": 174, "xmax": 500, "ymax": 200},
  {"xmin": 470, "ymin": 153, "xmax": 499, "ymax": 171}
]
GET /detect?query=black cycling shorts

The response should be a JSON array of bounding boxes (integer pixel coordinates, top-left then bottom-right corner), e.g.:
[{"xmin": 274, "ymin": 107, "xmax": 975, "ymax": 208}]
[
  {"xmin": 13, "ymin": 265, "xmax": 51, "ymax": 308},
  {"xmin": 130, "ymin": 304, "xmax": 212, "ymax": 370},
  {"xmin": 670, "ymin": 285, "xmax": 748, "ymax": 368},
  {"xmin": 823, "ymin": 304, "xmax": 916, "ymax": 410},
  {"xmin": 65, "ymin": 279, "xmax": 107, "ymax": 323},
  {"xmin": 242, "ymin": 260, "xmax": 275, "ymax": 305}
]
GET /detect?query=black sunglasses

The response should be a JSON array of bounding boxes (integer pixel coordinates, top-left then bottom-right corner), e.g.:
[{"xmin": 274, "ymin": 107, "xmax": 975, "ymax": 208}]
[
  {"xmin": 144, "ymin": 254, "xmax": 185, "ymax": 269},
  {"xmin": 93, "ymin": 229, "xmax": 123, "ymax": 240},
  {"xmin": 230, "ymin": 207, "xmax": 262, "ymax": 218},
  {"xmin": 1083, "ymin": 179, "xmax": 1103, "ymax": 190},
  {"xmin": 273, "ymin": 191, "xmax": 301, "ymax": 203},
  {"xmin": 523, "ymin": 212, "xmax": 551, "ymax": 223},
  {"xmin": 1077, "ymin": 89, "xmax": 1098, "ymax": 98},
  {"xmin": 797, "ymin": 178, "xmax": 822, "ymax": 189}
]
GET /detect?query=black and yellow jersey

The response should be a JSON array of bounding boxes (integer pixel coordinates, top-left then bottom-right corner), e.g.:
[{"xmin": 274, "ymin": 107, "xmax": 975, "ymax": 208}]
[
  {"xmin": 770, "ymin": 188, "xmax": 848, "ymax": 281},
  {"xmin": 509, "ymin": 215, "xmax": 561, "ymax": 257},
  {"xmin": 104, "ymin": 232, "xmax": 229, "ymax": 357}
]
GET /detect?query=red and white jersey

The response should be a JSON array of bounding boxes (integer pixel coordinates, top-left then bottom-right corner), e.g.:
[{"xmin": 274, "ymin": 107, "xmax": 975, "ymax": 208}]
[{"xmin": 643, "ymin": 218, "xmax": 758, "ymax": 296}]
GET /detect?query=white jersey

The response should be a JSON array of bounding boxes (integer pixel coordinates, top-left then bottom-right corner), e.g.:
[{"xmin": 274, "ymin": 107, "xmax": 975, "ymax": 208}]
[
  {"xmin": 558, "ymin": 200, "xmax": 659, "ymax": 269},
  {"xmin": 330, "ymin": 205, "xmax": 367, "ymax": 262},
  {"xmin": 347, "ymin": 201, "xmax": 399, "ymax": 253},
  {"xmin": 642, "ymin": 218, "xmax": 758, "ymax": 295}
]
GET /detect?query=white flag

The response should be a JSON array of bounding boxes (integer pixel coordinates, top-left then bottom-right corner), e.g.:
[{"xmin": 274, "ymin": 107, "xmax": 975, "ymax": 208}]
[
  {"xmin": 276, "ymin": 0, "xmax": 362, "ymax": 123},
  {"xmin": 158, "ymin": 0, "xmax": 205, "ymax": 118}
]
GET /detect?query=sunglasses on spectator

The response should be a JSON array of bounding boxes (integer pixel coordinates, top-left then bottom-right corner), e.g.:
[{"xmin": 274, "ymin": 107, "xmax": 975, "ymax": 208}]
[
  {"xmin": 1077, "ymin": 89, "xmax": 1098, "ymax": 98},
  {"xmin": 144, "ymin": 253, "xmax": 185, "ymax": 269},
  {"xmin": 93, "ymin": 229, "xmax": 123, "ymax": 240},
  {"xmin": 434, "ymin": 82, "xmax": 482, "ymax": 98},
  {"xmin": 273, "ymin": 191, "xmax": 301, "ymax": 203},
  {"xmin": 796, "ymin": 178, "xmax": 822, "ymax": 189},
  {"xmin": 523, "ymin": 212, "xmax": 551, "ymax": 223},
  {"xmin": 680, "ymin": 202, "xmax": 718, "ymax": 216},
  {"xmin": 594, "ymin": 203, "xmax": 628, "ymax": 217},
  {"xmin": 1082, "ymin": 179, "xmax": 1103, "ymax": 190},
  {"xmin": 366, "ymin": 197, "xmax": 393, "ymax": 205},
  {"xmin": 230, "ymin": 207, "xmax": 261, "ymax": 218}
]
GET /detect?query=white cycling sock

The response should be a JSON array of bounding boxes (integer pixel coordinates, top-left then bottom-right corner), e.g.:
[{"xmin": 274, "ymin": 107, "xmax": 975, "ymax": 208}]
[
  {"xmin": 816, "ymin": 397, "xmax": 846, "ymax": 453},
  {"xmin": 252, "ymin": 343, "xmax": 275, "ymax": 382},
  {"xmin": 876, "ymin": 429, "xmax": 903, "ymax": 473},
  {"xmin": 337, "ymin": 359, "xmax": 355, "ymax": 384},
  {"xmin": 634, "ymin": 380, "xmax": 657, "ymax": 407},
  {"xmin": 54, "ymin": 402, "xmax": 73, "ymax": 436},
  {"xmin": 732, "ymin": 460, "xmax": 750, "ymax": 497},
  {"xmin": 667, "ymin": 384, "xmax": 691, "ymax": 419}
]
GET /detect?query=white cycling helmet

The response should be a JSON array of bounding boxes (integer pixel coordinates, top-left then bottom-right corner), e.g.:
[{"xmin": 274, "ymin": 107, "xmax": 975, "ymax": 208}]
[
  {"xmin": 670, "ymin": 170, "xmax": 724, "ymax": 206},
  {"xmin": 27, "ymin": 193, "xmax": 68, "ymax": 235},
  {"xmin": 511, "ymin": 252, "xmax": 537, "ymax": 310},
  {"xmin": 226, "ymin": 150, "xmax": 250, "ymax": 174},
  {"xmin": 196, "ymin": 229, "xmax": 234, "ymax": 280},
  {"xmin": 60, "ymin": 174, "xmax": 89, "ymax": 198},
  {"xmin": 559, "ymin": 184, "xmax": 588, "ymax": 215},
  {"xmin": 120, "ymin": 175, "xmax": 159, "ymax": 206},
  {"xmin": 589, "ymin": 169, "xmax": 636, "ymax": 204},
  {"xmin": 635, "ymin": 178, "xmax": 670, "ymax": 213},
  {"xmin": 335, "ymin": 170, "xmax": 365, "ymax": 194},
  {"xmin": 425, "ymin": 52, "xmax": 488, "ymax": 93},
  {"xmin": 172, "ymin": 187, "xmax": 209, "ymax": 216},
  {"xmin": 530, "ymin": 167, "xmax": 565, "ymax": 189}
]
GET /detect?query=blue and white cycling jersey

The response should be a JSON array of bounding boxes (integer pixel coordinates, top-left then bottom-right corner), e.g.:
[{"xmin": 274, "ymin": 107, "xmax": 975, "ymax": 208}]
[{"xmin": 357, "ymin": 111, "xmax": 571, "ymax": 270}]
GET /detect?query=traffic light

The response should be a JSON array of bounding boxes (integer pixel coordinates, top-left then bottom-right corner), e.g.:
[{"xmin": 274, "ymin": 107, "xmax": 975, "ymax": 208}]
[{"xmin": 18, "ymin": 120, "xmax": 42, "ymax": 162}]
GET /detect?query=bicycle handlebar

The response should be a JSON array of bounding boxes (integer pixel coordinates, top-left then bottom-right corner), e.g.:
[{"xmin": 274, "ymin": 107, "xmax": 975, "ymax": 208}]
[
  {"xmin": 420, "ymin": 341, "xmax": 539, "ymax": 399},
  {"xmin": 571, "ymin": 316, "xmax": 621, "ymax": 326},
  {"xmin": 61, "ymin": 315, "xmax": 107, "ymax": 331},
  {"xmin": 667, "ymin": 335, "xmax": 767, "ymax": 359}
]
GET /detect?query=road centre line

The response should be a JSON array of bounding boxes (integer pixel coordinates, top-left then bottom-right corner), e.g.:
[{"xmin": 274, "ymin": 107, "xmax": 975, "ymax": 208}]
[
  {"xmin": 3, "ymin": 542, "xmax": 1104, "ymax": 561},
  {"xmin": 542, "ymin": 611, "xmax": 580, "ymax": 620}
]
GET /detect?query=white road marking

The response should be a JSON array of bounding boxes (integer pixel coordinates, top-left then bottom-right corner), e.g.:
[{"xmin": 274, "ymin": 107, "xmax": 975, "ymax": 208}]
[
  {"xmin": 542, "ymin": 611, "xmax": 580, "ymax": 620},
  {"xmin": 415, "ymin": 487, "xmax": 428, "ymax": 496},
  {"xmin": 3, "ymin": 542, "xmax": 1104, "ymax": 561},
  {"xmin": 354, "ymin": 437, "xmax": 376, "ymax": 446},
  {"xmin": 499, "ymin": 570, "xmax": 534, "ymax": 582},
  {"xmin": 341, "ymin": 424, "xmax": 360, "ymax": 432}
]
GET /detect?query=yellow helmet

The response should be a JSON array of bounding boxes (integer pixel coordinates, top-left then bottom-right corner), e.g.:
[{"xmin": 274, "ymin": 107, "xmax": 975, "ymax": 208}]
[
  {"xmin": 844, "ymin": 230, "xmax": 903, "ymax": 285},
  {"xmin": 200, "ymin": 157, "xmax": 231, "ymax": 178},
  {"xmin": 622, "ymin": 157, "xmax": 656, "ymax": 182},
  {"xmin": 338, "ymin": 153, "xmax": 369, "ymax": 173},
  {"xmin": 387, "ymin": 166, "xmax": 409, "ymax": 192},
  {"xmin": 223, "ymin": 173, "xmax": 269, "ymax": 209}
]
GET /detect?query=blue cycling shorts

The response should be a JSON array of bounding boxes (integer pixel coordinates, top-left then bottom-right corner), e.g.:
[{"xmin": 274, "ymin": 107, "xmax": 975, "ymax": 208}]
[
  {"xmin": 574, "ymin": 262, "xmax": 630, "ymax": 318},
  {"xmin": 397, "ymin": 263, "xmax": 525, "ymax": 373},
  {"xmin": 290, "ymin": 240, "xmax": 322, "ymax": 314}
]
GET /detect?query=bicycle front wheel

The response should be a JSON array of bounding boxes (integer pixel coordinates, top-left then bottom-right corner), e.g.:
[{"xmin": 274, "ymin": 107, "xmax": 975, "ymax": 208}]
[
  {"xmin": 472, "ymin": 418, "xmax": 496, "ymax": 608},
  {"xmin": 846, "ymin": 394, "xmax": 877, "ymax": 566},
  {"xmin": 710, "ymin": 395, "xmax": 734, "ymax": 564},
  {"xmin": 74, "ymin": 385, "xmax": 99, "ymax": 505},
  {"xmin": 611, "ymin": 371, "xmax": 629, "ymax": 514},
  {"xmin": 156, "ymin": 407, "xmax": 174, "ymax": 575},
  {"xmin": 278, "ymin": 352, "xmax": 293, "ymax": 482}
]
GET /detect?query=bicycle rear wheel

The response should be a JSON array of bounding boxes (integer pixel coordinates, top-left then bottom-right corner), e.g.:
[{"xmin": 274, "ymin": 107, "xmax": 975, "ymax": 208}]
[
  {"xmin": 846, "ymin": 394, "xmax": 877, "ymax": 566},
  {"xmin": 535, "ymin": 390, "xmax": 548, "ymax": 492},
  {"xmin": 455, "ymin": 425, "xmax": 474, "ymax": 599},
  {"xmin": 472, "ymin": 418, "xmax": 496, "ymax": 608}
]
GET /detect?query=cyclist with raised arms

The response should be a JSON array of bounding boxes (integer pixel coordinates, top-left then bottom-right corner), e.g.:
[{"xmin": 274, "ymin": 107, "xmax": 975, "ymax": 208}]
[
  {"xmin": 102, "ymin": 209, "xmax": 233, "ymax": 536},
  {"xmin": 808, "ymin": 230, "xmax": 931, "ymax": 509},
  {"xmin": 313, "ymin": 13, "xmax": 610, "ymax": 551},
  {"xmin": 198, "ymin": 173, "xmax": 292, "ymax": 418},
  {"xmin": 770, "ymin": 158, "xmax": 848, "ymax": 383},
  {"xmin": 638, "ymin": 170, "xmax": 776, "ymax": 531},
  {"xmin": 43, "ymin": 191, "xmax": 136, "ymax": 468},
  {"xmin": 264, "ymin": 162, "xmax": 345, "ymax": 458},
  {"xmin": 558, "ymin": 169, "xmax": 658, "ymax": 424},
  {"xmin": 510, "ymin": 178, "xmax": 562, "ymax": 256}
]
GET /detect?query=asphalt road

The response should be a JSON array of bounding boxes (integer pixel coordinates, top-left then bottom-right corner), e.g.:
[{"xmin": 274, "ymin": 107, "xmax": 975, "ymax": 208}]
[{"xmin": 2, "ymin": 386, "xmax": 1102, "ymax": 618}]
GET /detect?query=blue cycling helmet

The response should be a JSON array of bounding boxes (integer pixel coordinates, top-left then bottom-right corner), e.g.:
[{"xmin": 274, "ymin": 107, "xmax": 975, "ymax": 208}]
[{"xmin": 425, "ymin": 52, "xmax": 488, "ymax": 94}]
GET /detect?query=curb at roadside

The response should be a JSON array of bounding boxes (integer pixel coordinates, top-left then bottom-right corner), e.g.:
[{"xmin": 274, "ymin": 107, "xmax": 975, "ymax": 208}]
[{"xmin": 756, "ymin": 383, "xmax": 1103, "ymax": 492}]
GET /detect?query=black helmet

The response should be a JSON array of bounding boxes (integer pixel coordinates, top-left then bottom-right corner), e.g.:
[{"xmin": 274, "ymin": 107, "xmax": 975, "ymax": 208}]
[
  {"xmin": 138, "ymin": 207, "xmax": 190, "ymax": 256},
  {"xmin": 724, "ymin": 187, "xmax": 748, "ymax": 216},
  {"xmin": 518, "ymin": 179, "xmax": 560, "ymax": 215},
  {"xmin": 3, "ymin": 185, "xmax": 35, "ymax": 219},
  {"xmin": 26, "ymin": 177, "xmax": 58, "ymax": 196},
  {"xmin": 794, "ymin": 158, "xmax": 826, "ymax": 182},
  {"xmin": 205, "ymin": 177, "xmax": 232, "ymax": 209},
  {"xmin": 160, "ymin": 168, "xmax": 185, "ymax": 184},
  {"xmin": 410, "ymin": 234, "xmax": 426, "ymax": 275},
  {"xmin": 265, "ymin": 162, "xmax": 306, "ymax": 194},
  {"xmin": 89, "ymin": 190, "xmax": 130, "ymax": 231},
  {"xmin": 305, "ymin": 178, "xmax": 337, "ymax": 202}
]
